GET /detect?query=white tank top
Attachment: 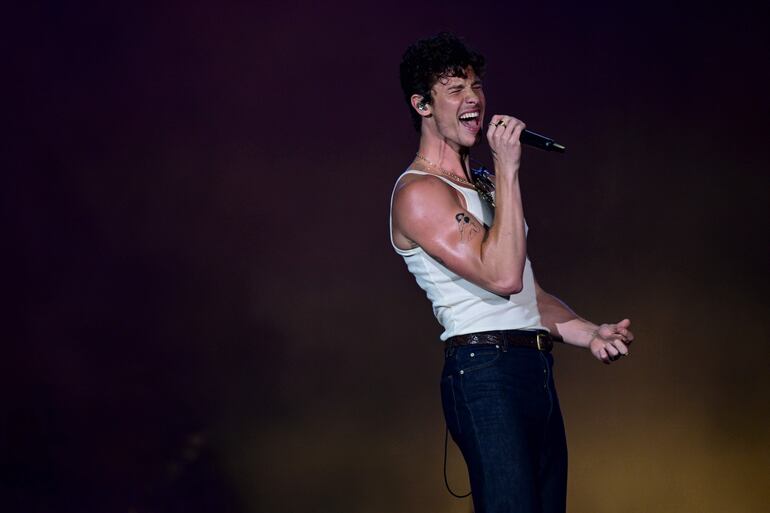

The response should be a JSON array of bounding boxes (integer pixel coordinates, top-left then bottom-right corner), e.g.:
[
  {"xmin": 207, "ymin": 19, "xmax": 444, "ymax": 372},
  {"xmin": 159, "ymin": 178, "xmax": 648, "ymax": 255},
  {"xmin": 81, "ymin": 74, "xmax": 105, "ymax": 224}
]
[{"xmin": 389, "ymin": 170, "xmax": 545, "ymax": 341}]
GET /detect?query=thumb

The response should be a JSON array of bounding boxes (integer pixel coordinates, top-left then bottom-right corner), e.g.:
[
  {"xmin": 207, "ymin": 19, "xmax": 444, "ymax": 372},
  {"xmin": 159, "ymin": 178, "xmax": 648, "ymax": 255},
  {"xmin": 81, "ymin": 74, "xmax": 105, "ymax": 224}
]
[{"xmin": 616, "ymin": 318, "xmax": 631, "ymax": 329}]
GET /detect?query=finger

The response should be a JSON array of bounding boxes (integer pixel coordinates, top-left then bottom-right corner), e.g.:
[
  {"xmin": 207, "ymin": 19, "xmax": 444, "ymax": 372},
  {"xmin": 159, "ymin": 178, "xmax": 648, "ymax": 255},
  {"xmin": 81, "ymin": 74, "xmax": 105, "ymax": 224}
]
[
  {"xmin": 495, "ymin": 115, "xmax": 512, "ymax": 126},
  {"xmin": 610, "ymin": 339, "xmax": 629, "ymax": 356},
  {"xmin": 616, "ymin": 318, "xmax": 631, "ymax": 329},
  {"xmin": 493, "ymin": 114, "xmax": 509, "ymax": 127},
  {"xmin": 598, "ymin": 347, "xmax": 610, "ymax": 364},
  {"xmin": 605, "ymin": 343, "xmax": 620, "ymax": 358},
  {"xmin": 494, "ymin": 116, "xmax": 511, "ymax": 137},
  {"xmin": 601, "ymin": 323, "xmax": 629, "ymax": 342},
  {"xmin": 611, "ymin": 330, "xmax": 629, "ymax": 344},
  {"xmin": 615, "ymin": 328, "xmax": 634, "ymax": 345},
  {"xmin": 487, "ymin": 117, "xmax": 502, "ymax": 144},
  {"xmin": 487, "ymin": 116, "xmax": 507, "ymax": 142},
  {"xmin": 506, "ymin": 119, "xmax": 526, "ymax": 143}
]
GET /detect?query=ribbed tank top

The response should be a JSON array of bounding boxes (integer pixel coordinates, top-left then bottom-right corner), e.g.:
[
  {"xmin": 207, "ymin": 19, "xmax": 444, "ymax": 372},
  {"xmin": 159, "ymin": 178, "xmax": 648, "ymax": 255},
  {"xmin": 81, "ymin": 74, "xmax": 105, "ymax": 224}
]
[{"xmin": 389, "ymin": 170, "xmax": 545, "ymax": 341}]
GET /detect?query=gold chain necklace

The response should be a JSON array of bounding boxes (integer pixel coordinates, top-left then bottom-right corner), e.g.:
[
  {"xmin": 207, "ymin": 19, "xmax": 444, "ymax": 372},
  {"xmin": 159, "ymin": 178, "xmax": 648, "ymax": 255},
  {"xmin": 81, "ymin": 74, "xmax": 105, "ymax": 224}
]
[{"xmin": 414, "ymin": 153, "xmax": 476, "ymax": 189}]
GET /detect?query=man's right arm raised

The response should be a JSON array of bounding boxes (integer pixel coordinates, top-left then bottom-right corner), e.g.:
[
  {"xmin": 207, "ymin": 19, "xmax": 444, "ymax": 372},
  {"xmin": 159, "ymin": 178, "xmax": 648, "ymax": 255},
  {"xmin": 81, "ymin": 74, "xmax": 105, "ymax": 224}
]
[{"xmin": 392, "ymin": 173, "xmax": 527, "ymax": 296}]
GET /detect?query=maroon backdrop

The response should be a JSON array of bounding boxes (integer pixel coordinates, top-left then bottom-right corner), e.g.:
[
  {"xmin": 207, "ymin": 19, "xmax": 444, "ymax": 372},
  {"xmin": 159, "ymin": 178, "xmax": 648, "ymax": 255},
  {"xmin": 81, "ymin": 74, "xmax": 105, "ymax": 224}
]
[{"xmin": 6, "ymin": 2, "xmax": 769, "ymax": 512}]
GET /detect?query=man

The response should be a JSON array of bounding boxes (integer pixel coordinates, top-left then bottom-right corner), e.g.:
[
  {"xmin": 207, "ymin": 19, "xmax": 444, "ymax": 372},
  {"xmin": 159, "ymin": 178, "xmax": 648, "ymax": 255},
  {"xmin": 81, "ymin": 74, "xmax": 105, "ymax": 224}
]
[{"xmin": 389, "ymin": 33, "xmax": 634, "ymax": 513}]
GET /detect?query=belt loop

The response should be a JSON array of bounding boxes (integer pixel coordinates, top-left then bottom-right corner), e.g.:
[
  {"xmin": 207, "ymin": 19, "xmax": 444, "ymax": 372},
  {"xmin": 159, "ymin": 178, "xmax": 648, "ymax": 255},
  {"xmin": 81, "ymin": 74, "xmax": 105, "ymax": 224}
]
[{"xmin": 499, "ymin": 330, "xmax": 508, "ymax": 352}]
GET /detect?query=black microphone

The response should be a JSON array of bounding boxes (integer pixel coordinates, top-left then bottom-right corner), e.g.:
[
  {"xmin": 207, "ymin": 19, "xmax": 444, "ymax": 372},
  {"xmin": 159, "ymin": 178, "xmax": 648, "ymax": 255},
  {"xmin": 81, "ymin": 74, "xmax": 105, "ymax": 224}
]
[{"xmin": 520, "ymin": 129, "xmax": 566, "ymax": 153}]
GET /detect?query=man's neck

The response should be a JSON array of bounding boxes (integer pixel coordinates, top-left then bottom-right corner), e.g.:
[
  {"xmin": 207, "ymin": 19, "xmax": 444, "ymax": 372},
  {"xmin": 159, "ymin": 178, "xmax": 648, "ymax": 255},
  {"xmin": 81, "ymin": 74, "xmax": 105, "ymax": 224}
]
[{"xmin": 416, "ymin": 134, "xmax": 470, "ymax": 178}]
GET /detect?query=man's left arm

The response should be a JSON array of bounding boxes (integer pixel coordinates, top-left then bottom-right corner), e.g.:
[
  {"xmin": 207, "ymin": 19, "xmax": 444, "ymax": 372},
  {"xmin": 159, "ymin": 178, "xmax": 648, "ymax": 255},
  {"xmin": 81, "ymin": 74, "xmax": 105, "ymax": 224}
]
[{"xmin": 534, "ymin": 279, "xmax": 635, "ymax": 364}]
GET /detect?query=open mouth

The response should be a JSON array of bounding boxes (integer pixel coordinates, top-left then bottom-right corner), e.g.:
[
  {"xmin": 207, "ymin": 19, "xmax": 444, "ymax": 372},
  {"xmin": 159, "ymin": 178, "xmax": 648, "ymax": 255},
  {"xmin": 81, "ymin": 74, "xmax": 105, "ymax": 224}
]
[{"xmin": 459, "ymin": 111, "xmax": 481, "ymax": 131}]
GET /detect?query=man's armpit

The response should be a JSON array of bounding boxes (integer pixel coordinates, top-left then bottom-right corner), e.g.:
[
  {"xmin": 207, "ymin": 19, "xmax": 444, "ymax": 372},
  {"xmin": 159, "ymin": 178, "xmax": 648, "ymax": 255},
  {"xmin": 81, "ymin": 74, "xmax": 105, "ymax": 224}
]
[
  {"xmin": 455, "ymin": 212, "xmax": 483, "ymax": 243},
  {"xmin": 428, "ymin": 253, "xmax": 446, "ymax": 265}
]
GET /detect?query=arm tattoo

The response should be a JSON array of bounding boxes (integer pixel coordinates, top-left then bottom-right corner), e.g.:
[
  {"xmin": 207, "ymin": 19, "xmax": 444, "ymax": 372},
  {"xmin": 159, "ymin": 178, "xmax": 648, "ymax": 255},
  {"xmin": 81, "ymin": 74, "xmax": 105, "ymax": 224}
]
[{"xmin": 455, "ymin": 212, "xmax": 482, "ymax": 242}]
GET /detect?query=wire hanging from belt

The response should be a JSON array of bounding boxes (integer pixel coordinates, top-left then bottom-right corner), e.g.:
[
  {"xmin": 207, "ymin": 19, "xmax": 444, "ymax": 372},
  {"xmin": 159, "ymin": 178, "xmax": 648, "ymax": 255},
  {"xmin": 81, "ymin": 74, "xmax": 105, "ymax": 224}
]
[{"xmin": 443, "ymin": 425, "xmax": 472, "ymax": 498}]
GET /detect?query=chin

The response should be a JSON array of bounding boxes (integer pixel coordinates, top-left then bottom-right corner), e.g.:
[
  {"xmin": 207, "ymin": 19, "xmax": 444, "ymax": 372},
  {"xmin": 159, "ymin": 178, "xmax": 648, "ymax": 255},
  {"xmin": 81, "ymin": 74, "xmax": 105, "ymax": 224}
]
[{"xmin": 465, "ymin": 133, "xmax": 482, "ymax": 148}]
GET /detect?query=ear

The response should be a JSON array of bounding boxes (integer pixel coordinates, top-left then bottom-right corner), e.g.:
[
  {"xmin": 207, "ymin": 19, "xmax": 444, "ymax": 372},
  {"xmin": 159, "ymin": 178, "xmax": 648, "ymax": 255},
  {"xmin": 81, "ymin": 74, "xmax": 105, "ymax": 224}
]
[{"xmin": 410, "ymin": 94, "xmax": 431, "ymax": 118}]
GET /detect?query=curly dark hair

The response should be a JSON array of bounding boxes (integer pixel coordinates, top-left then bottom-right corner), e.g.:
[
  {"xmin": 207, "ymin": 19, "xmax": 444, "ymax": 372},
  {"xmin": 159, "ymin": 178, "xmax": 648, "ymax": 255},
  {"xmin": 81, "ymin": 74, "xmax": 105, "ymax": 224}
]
[{"xmin": 399, "ymin": 32, "xmax": 486, "ymax": 131}]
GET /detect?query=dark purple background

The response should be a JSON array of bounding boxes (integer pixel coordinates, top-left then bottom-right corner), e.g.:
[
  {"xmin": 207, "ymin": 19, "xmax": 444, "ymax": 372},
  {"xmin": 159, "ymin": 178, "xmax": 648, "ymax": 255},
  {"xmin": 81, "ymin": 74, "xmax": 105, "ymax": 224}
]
[{"xmin": 6, "ymin": 2, "xmax": 769, "ymax": 512}]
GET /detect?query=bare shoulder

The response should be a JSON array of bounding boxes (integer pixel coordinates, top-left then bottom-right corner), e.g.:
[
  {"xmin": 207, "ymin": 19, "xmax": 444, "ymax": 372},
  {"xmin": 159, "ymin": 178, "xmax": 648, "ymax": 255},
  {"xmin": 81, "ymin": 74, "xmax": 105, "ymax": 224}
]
[
  {"xmin": 392, "ymin": 172, "xmax": 474, "ymax": 252},
  {"xmin": 392, "ymin": 173, "xmax": 462, "ymax": 222}
]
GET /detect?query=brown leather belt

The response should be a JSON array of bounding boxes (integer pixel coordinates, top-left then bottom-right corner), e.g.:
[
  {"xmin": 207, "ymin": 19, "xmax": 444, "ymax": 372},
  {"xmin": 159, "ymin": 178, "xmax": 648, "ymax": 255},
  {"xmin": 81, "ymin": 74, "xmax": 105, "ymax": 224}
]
[{"xmin": 446, "ymin": 329, "xmax": 555, "ymax": 352}]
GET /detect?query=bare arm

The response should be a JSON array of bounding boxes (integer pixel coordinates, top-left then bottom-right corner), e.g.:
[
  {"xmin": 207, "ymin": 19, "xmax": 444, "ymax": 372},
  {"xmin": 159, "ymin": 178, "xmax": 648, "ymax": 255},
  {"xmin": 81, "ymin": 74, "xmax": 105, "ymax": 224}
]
[
  {"xmin": 534, "ymin": 279, "xmax": 635, "ymax": 364},
  {"xmin": 393, "ymin": 116, "xmax": 529, "ymax": 296},
  {"xmin": 393, "ymin": 175, "xmax": 524, "ymax": 295}
]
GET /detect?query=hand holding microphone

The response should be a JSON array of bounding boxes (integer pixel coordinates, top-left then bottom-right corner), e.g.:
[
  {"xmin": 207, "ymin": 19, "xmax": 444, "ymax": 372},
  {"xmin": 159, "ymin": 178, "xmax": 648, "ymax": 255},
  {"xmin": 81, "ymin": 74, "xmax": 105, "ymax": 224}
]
[{"xmin": 487, "ymin": 115, "xmax": 527, "ymax": 177}]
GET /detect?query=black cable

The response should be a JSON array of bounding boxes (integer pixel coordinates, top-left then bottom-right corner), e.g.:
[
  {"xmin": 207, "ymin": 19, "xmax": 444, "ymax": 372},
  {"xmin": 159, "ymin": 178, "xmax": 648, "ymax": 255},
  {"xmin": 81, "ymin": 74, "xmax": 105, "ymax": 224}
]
[{"xmin": 443, "ymin": 425, "xmax": 472, "ymax": 498}]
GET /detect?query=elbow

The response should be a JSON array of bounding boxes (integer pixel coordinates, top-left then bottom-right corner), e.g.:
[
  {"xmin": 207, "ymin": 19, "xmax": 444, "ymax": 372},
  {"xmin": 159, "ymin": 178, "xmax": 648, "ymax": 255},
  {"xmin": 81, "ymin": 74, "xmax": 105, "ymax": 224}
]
[{"xmin": 489, "ymin": 278, "xmax": 523, "ymax": 296}]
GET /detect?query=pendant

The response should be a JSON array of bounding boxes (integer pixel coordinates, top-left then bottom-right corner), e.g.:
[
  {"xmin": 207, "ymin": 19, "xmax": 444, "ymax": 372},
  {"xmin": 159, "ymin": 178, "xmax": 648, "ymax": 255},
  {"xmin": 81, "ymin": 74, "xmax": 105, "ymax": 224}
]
[{"xmin": 471, "ymin": 165, "xmax": 496, "ymax": 208}]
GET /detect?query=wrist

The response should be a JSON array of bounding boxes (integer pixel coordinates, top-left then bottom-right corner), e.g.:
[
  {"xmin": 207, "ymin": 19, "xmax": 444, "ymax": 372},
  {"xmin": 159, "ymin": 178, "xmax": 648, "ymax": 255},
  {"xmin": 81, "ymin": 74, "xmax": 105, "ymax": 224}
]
[
  {"xmin": 492, "ymin": 169, "xmax": 520, "ymax": 188},
  {"xmin": 493, "ymin": 157, "xmax": 520, "ymax": 173},
  {"xmin": 584, "ymin": 326, "xmax": 599, "ymax": 348}
]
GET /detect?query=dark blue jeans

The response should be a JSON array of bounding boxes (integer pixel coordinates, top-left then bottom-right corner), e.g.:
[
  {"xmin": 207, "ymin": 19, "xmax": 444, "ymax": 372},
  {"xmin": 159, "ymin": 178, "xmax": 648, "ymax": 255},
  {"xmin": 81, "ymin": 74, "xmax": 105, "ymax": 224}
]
[{"xmin": 441, "ymin": 344, "xmax": 568, "ymax": 513}]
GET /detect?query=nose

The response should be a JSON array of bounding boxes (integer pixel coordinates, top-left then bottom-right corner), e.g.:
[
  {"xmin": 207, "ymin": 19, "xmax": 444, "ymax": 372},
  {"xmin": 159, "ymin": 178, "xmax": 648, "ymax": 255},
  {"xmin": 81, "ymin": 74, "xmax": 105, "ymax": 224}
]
[{"xmin": 465, "ymin": 87, "xmax": 480, "ymax": 104}]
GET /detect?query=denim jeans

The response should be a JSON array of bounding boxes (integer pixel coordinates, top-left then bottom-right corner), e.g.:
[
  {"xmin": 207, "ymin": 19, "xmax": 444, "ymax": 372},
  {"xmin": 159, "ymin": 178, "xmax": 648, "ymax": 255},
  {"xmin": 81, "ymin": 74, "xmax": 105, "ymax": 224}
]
[{"xmin": 441, "ymin": 344, "xmax": 567, "ymax": 513}]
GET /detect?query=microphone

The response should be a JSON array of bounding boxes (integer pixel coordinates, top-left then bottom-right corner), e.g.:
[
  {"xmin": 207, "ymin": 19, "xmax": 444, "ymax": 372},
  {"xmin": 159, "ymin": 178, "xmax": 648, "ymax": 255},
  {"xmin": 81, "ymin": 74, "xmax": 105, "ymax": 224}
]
[{"xmin": 520, "ymin": 129, "xmax": 566, "ymax": 153}]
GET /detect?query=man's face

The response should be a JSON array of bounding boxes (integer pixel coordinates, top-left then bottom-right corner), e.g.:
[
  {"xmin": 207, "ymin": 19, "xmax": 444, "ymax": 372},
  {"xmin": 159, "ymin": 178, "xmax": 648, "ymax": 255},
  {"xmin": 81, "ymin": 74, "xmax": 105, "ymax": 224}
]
[{"xmin": 429, "ymin": 67, "xmax": 485, "ymax": 149}]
